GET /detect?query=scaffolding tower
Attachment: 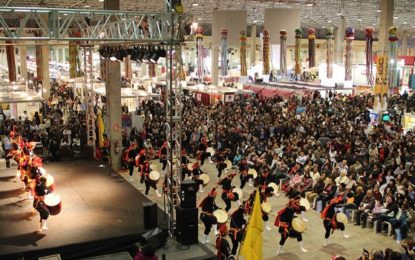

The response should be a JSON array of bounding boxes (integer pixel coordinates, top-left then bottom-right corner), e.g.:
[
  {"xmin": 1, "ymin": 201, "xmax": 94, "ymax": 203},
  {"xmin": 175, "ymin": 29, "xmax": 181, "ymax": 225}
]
[{"xmin": 0, "ymin": 1, "xmax": 186, "ymax": 237}]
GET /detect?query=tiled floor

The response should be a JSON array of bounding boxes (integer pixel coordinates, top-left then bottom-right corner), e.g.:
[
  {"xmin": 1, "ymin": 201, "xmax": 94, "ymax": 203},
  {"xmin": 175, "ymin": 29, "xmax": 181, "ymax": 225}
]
[{"xmin": 119, "ymin": 159, "xmax": 403, "ymax": 260}]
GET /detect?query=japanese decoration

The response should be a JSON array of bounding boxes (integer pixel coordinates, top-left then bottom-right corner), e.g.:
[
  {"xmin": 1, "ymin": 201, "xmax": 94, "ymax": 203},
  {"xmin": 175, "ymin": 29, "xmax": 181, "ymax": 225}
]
[
  {"xmin": 280, "ymin": 30, "xmax": 287, "ymax": 76},
  {"xmin": 262, "ymin": 30, "xmax": 270, "ymax": 75},
  {"xmin": 196, "ymin": 27, "xmax": 204, "ymax": 83},
  {"xmin": 326, "ymin": 28, "xmax": 334, "ymax": 79},
  {"xmin": 294, "ymin": 28, "xmax": 302, "ymax": 76},
  {"xmin": 69, "ymin": 30, "xmax": 82, "ymax": 79},
  {"xmin": 125, "ymin": 55, "xmax": 132, "ymax": 80},
  {"xmin": 388, "ymin": 26, "xmax": 399, "ymax": 92},
  {"xmin": 240, "ymin": 30, "xmax": 247, "ymax": 76},
  {"xmin": 307, "ymin": 28, "xmax": 316, "ymax": 68},
  {"xmin": 365, "ymin": 27, "xmax": 375, "ymax": 86},
  {"xmin": 5, "ymin": 41, "xmax": 16, "ymax": 82},
  {"xmin": 220, "ymin": 29, "xmax": 229, "ymax": 76},
  {"xmin": 345, "ymin": 26, "xmax": 354, "ymax": 81}
]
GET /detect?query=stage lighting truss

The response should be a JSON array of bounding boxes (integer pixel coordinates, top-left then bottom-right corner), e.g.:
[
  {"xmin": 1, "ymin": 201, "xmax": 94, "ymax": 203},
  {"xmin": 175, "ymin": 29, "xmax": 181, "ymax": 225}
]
[
  {"xmin": 0, "ymin": 7, "xmax": 189, "ymax": 42},
  {"xmin": 98, "ymin": 44, "xmax": 167, "ymax": 64}
]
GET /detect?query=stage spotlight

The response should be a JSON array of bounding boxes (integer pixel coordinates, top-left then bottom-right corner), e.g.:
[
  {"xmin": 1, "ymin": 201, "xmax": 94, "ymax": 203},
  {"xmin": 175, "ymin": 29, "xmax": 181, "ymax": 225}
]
[
  {"xmin": 149, "ymin": 47, "xmax": 159, "ymax": 64},
  {"xmin": 132, "ymin": 46, "xmax": 145, "ymax": 63},
  {"xmin": 116, "ymin": 48, "xmax": 127, "ymax": 61},
  {"xmin": 141, "ymin": 48, "xmax": 151, "ymax": 63}
]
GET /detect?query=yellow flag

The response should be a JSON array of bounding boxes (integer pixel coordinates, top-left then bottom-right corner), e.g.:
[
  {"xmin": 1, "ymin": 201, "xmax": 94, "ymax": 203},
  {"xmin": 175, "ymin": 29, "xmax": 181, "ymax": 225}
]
[
  {"xmin": 97, "ymin": 112, "xmax": 105, "ymax": 148},
  {"xmin": 239, "ymin": 190, "xmax": 263, "ymax": 260}
]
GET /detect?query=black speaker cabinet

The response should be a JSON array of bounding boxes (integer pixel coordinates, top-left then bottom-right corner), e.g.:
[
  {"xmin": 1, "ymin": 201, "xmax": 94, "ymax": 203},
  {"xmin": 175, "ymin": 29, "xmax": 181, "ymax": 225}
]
[
  {"xmin": 140, "ymin": 227, "xmax": 167, "ymax": 250},
  {"xmin": 143, "ymin": 202, "xmax": 157, "ymax": 230},
  {"xmin": 175, "ymin": 206, "xmax": 198, "ymax": 245},
  {"xmin": 180, "ymin": 180, "xmax": 197, "ymax": 208}
]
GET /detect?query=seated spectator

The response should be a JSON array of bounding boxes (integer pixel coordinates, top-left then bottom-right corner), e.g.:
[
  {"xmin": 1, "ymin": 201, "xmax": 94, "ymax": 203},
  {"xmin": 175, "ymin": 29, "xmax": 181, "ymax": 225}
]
[{"xmin": 355, "ymin": 190, "xmax": 376, "ymax": 228}]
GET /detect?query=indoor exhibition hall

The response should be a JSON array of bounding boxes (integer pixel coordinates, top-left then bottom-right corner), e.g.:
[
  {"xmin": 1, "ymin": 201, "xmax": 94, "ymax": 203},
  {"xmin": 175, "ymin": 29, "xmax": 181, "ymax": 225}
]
[{"xmin": 0, "ymin": 0, "xmax": 414, "ymax": 260}]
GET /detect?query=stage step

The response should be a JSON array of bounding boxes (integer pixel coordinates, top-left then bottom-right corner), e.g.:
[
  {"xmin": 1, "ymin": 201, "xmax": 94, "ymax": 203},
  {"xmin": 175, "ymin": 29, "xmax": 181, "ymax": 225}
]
[{"xmin": 81, "ymin": 251, "xmax": 133, "ymax": 260}]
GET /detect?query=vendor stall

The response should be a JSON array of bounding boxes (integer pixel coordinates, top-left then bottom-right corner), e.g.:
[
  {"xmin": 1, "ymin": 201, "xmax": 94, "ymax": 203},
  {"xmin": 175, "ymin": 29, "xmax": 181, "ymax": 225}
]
[{"xmin": 182, "ymin": 84, "xmax": 242, "ymax": 106}]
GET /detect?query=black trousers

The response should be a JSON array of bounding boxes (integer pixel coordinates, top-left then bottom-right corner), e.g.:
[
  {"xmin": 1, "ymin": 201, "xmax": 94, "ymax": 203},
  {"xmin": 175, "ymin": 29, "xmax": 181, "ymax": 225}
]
[
  {"xmin": 128, "ymin": 162, "xmax": 134, "ymax": 176},
  {"xmin": 240, "ymin": 174, "xmax": 253, "ymax": 189},
  {"xmin": 34, "ymin": 200, "xmax": 50, "ymax": 221},
  {"xmin": 323, "ymin": 220, "xmax": 345, "ymax": 238},
  {"xmin": 278, "ymin": 227, "xmax": 302, "ymax": 245},
  {"xmin": 145, "ymin": 179, "xmax": 157, "ymax": 195},
  {"xmin": 200, "ymin": 213, "xmax": 217, "ymax": 235},
  {"xmin": 229, "ymin": 230, "xmax": 243, "ymax": 255},
  {"xmin": 221, "ymin": 193, "xmax": 231, "ymax": 212}
]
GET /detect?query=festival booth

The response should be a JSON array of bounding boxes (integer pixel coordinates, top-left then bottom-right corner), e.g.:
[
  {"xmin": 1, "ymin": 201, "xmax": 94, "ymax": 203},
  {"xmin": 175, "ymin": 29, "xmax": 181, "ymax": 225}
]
[
  {"xmin": 92, "ymin": 85, "xmax": 159, "ymax": 112},
  {"xmin": 0, "ymin": 80, "xmax": 44, "ymax": 120},
  {"xmin": 182, "ymin": 84, "xmax": 240, "ymax": 106},
  {"xmin": 243, "ymin": 81, "xmax": 331, "ymax": 98}
]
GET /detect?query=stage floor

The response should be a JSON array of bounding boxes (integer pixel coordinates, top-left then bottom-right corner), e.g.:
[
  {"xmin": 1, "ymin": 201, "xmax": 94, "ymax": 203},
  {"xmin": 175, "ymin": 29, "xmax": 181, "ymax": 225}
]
[{"xmin": 0, "ymin": 161, "xmax": 165, "ymax": 260}]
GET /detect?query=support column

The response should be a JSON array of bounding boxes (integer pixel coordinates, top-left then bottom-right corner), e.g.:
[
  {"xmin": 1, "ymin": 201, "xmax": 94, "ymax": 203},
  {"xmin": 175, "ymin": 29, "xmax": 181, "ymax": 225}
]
[
  {"xmin": 212, "ymin": 45, "xmax": 219, "ymax": 85},
  {"xmin": 19, "ymin": 44, "xmax": 27, "ymax": 81},
  {"xmin": 401, "ymin": 33, "xmax": 408, "ymax": 56},
  {"xmin": 41, "ymin": 44, "xmax": 51, "ymax": 98},
  {"xmin": 62, "ymin": 48, "xmax": 66, "ymax": 63},
  {"xmin": 334, "ymin": 17, "xmax": 345, "ymax": 64},
  {"xmin": 105, "ymin": 60, "xmax": 122, "ymax": 170},
  {"xmin": 250, "ymin": 24, "xmax": 257, "ymax": 67},
  {"xmin": 104, "ymin": 0, "xmax": 122, "ymax": 170},
  {"xmin": 378, "ymin": 0, "xmax": 394, "ymax": 54}
]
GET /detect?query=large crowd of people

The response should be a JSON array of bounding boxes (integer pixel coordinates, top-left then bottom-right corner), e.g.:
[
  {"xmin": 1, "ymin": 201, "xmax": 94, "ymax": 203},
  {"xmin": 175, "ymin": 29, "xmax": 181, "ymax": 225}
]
[
  {"xmin": 122, "ymin": 90, "xmax": 415, "ymax": 259},
  {"xmin": 3, "ymin": 77, "xmax": 415, "ymax": 259}
]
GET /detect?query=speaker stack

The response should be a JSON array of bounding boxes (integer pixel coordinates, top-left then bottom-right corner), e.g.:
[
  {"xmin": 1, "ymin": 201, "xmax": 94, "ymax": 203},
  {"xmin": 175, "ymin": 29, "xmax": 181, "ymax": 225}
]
[{"xmin": 176, "ymin": 180, "xmax": 198, "ymax": 245}]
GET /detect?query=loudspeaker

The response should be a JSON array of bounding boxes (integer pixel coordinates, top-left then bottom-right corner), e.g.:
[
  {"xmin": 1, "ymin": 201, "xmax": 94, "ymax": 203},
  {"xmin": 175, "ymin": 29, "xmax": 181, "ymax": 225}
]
[
  {"xmin": 143, "ymin": 202, "xmax": 157, "ymax": 230},
  {"xmin": 180, "ymin": 180, "xmax": 197, "ymax": 208},
  {"xmin": 140, "ymin": 227, "xmax": 167, "ymax": 250},
  {"xmin": 176, "ymin": 206, "xmax": 198, "ymax": 245}
]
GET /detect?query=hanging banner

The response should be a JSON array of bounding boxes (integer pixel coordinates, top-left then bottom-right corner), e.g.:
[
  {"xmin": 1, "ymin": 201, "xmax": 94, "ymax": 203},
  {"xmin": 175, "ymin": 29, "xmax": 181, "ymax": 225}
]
[{"xmin": 374, "ymin": 55, "xmax": 388, "ymax": 95}]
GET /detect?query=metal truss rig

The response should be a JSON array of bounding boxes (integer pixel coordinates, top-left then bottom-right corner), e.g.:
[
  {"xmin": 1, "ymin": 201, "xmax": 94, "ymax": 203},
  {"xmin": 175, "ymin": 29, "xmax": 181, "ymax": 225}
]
[{"xmin": 0, "ymin": 7, "xmax": 187, "ymax": 42}]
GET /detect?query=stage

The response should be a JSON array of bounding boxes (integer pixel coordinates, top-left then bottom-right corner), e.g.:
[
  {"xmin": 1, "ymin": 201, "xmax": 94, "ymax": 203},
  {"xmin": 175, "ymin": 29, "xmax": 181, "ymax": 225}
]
[{"xmin": 0, "ymin": 161, "xmax": 167, "ymax": 260}]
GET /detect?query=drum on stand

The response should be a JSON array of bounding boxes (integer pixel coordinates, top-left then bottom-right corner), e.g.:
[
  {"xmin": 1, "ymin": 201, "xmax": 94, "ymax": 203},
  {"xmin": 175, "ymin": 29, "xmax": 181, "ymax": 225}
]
[
  {"xmin": 44, "ymin": 174, "xmax": 55, "ymax": 192},
  {"xmin": 149, "ymin": 171, "xmax": 160, "ymax": 185},
  {"xmin": 225, "ymin": 160, "xmax": 232, "ymax": 170},
  {"xmin": 213, "ymin": 209, "xmax": 228, "ymax": 224},
  {"xmin": 199, "ymin": 173, "xmax": 210, "ymax": 186},
  {"xmin": 44, "ymin": 193, "xmax": 62, "ymax": 216},
  {"xmin": 300, "ymin": 198, "xmax": 311, "ymax": 210},
  {"xmin": 336, "ymin": 212, "xmax": 348, "ymax": 224},
  {"xmin": 248, "ymin": 169, "xmax": 257, "ymax": 179},
  {"xmin": 206, "ymin": 147, "xmax": 215, "ymax": 157},
  {"xmin": 292, "ymin": 218, "xmax": 306, "ymax": 233},
  {"xmin": 261, "ymin": 202, "xmax": 271, "ymax": 213}
]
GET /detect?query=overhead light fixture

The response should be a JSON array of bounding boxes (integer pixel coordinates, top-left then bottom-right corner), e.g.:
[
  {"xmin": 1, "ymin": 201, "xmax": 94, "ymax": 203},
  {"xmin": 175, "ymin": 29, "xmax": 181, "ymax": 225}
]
[
  {"xmin": 197, "ymin": 17, "xmax": 202, "ymax": 21},
  {"xmin": 394, "ymin": 16, "xmax": 398, "ymax": 19},
  {"xmin": 253, "ymin": 20, "xmax": 258, "ymax": 23},
  {"xmin": 403, "ymin": 21, "xmax": 407, "ymax": 24},
  {"xmin": 192, "ymin": 3, "xmax": 199, "ymax": 6},
  {"xmin": 84, "ymin": 5, "xmax": 90, "ymax": 8},
  {"xmin": 327, "ymin": 20, "xmax": 332, "ymax": 23},
  {"xmin": 358, "ymin": 18, "xmax": 362, "ymax": 22},
  {"xmin": 99, "ymin": 0, "xmax": 104, "ymax": 2},
  {"xmin": 376, "ymin": 9, "xmax": 381, "ymax": 13},
  {"xmin": 306, "ymin": 3, "xmax": 314, "ymax": 7},
  {"xmin": 336, "ymin": 12, "xmax": 342, "ymax": 16}
]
